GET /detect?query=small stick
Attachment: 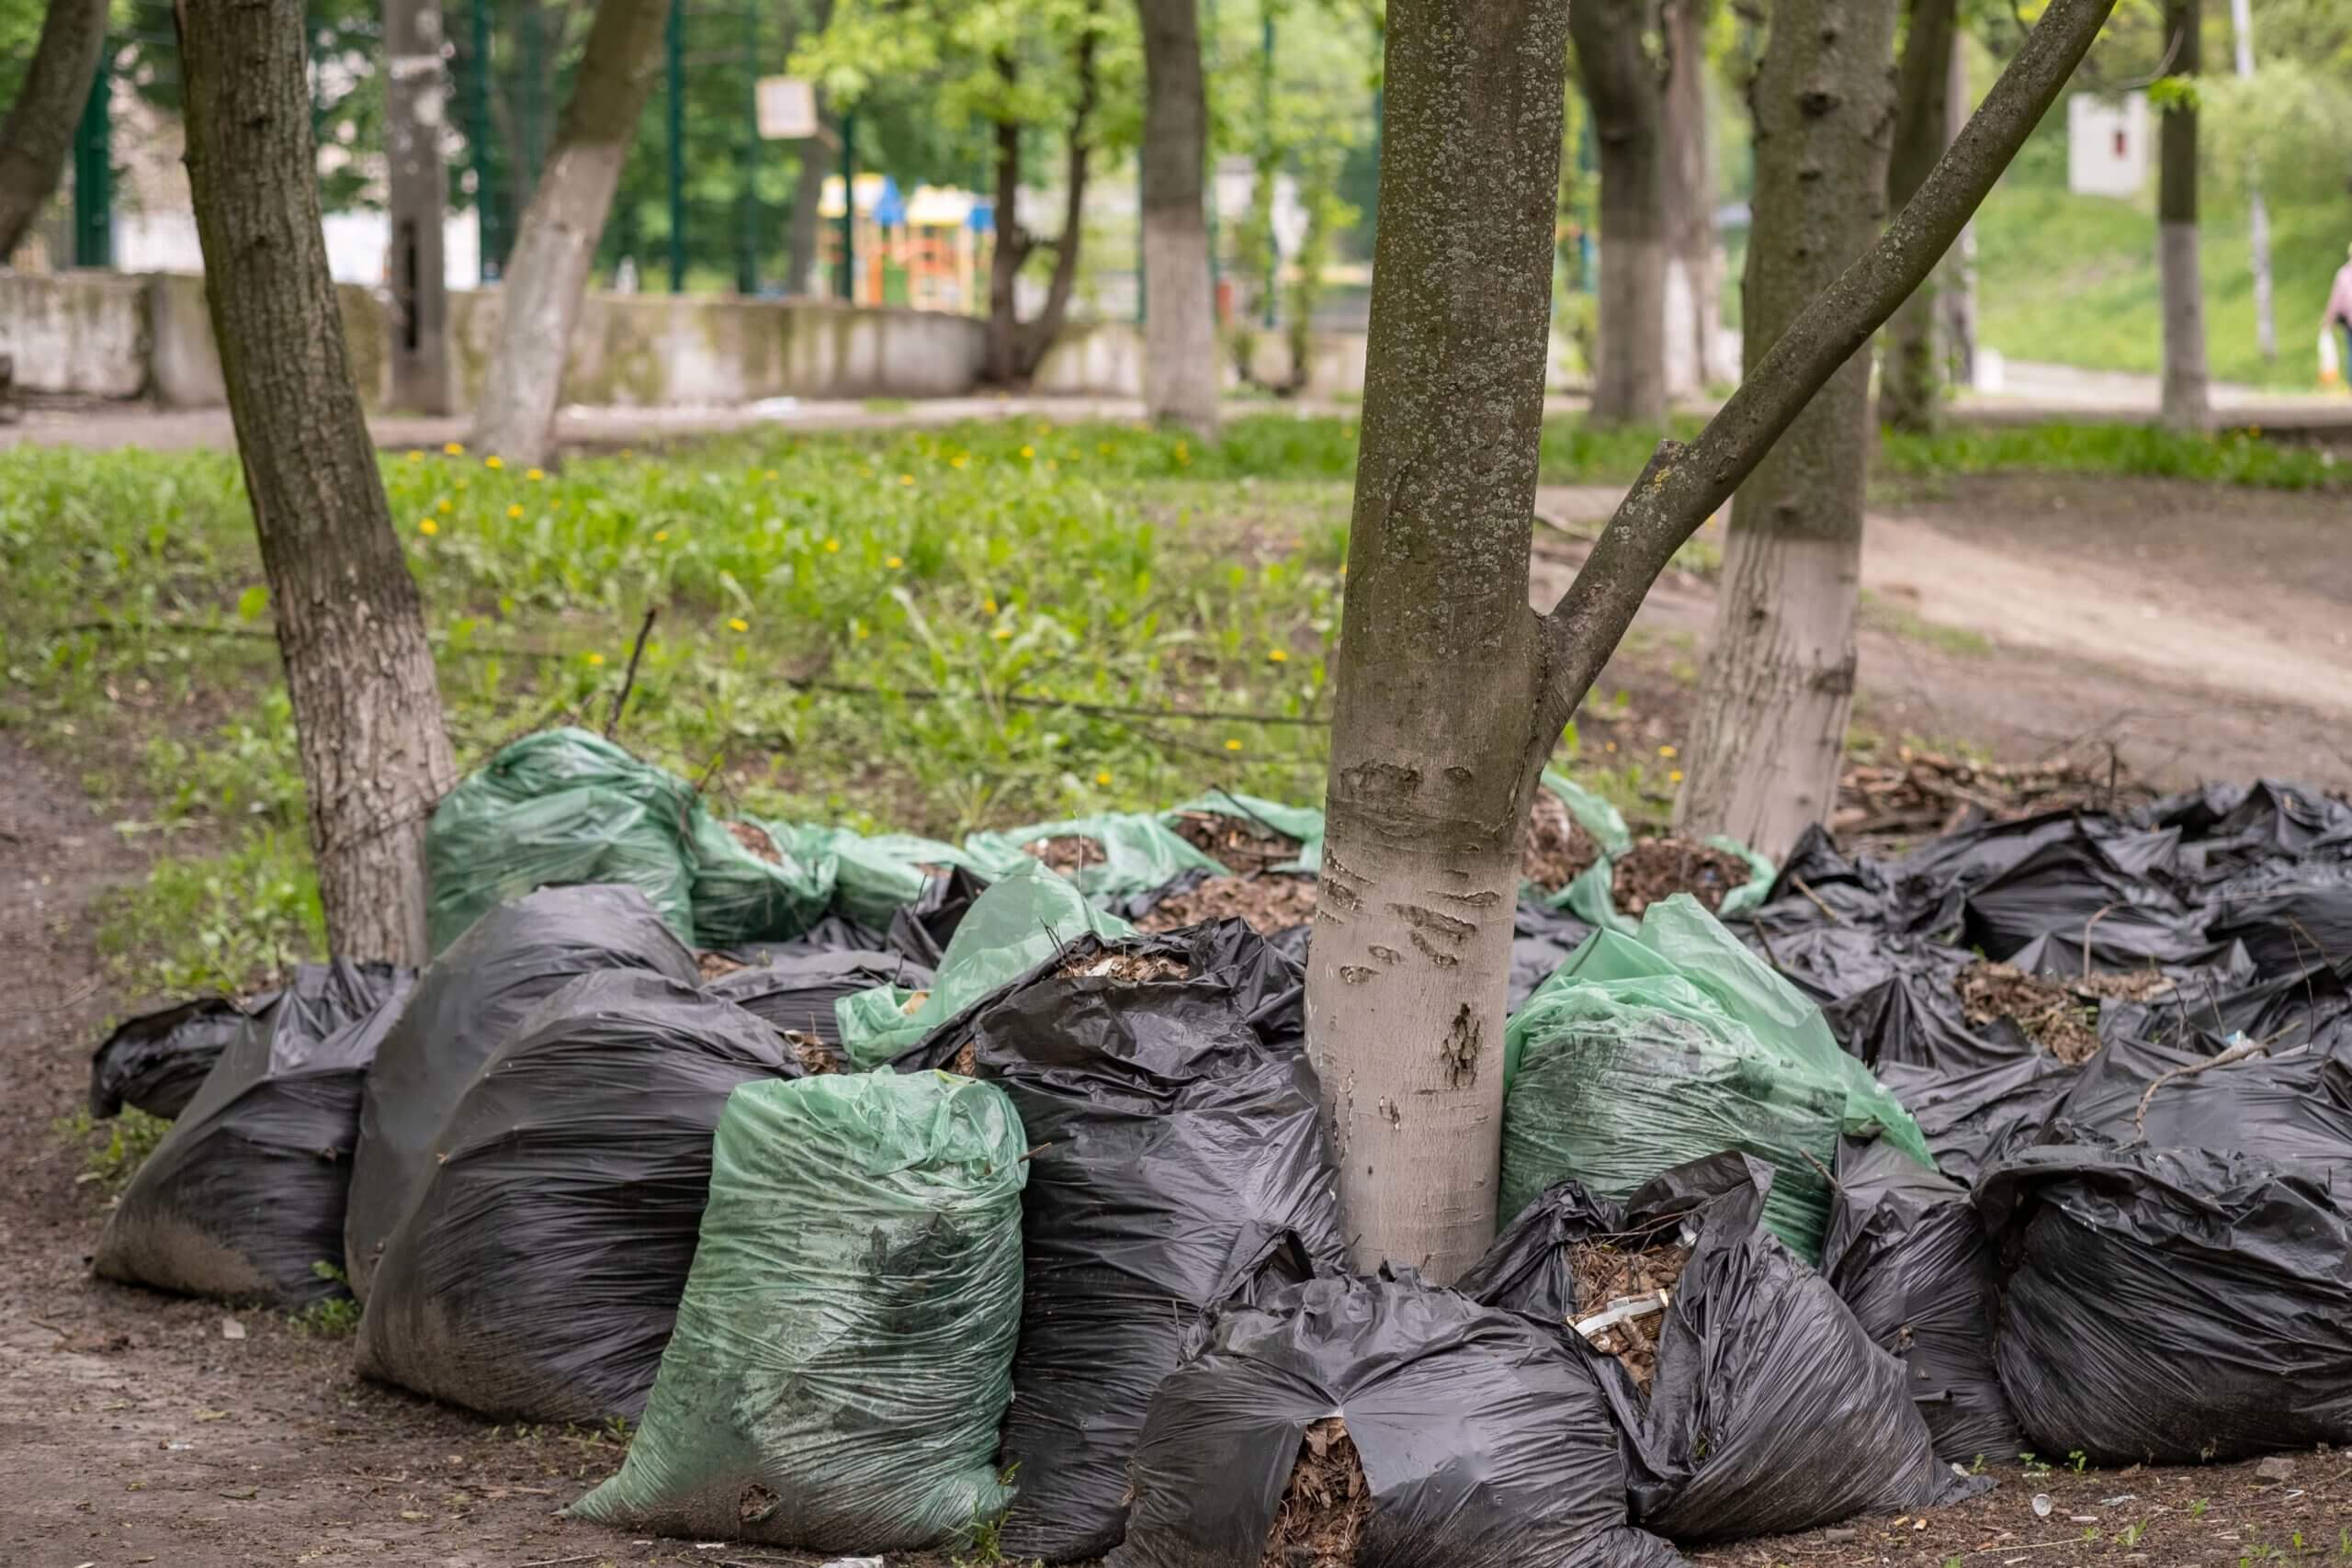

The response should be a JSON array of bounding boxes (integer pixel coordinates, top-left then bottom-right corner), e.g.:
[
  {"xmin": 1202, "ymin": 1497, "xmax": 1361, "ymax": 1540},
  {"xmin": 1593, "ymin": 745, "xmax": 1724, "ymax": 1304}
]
[
  {"xmin": 2134, "ymin": 1034, "xmax": 2267, "ymax": 1137},
  {"xmin": 603, "ymin": 605, "xmax": 658, "ymax": 739},
  {"xmin": 2080, "ymin": 901, "xmax": 2124, "ymax": 980},
  {"xmin": 1791, "ymin": 875, "xmax": 1842, "ymax": 925}
]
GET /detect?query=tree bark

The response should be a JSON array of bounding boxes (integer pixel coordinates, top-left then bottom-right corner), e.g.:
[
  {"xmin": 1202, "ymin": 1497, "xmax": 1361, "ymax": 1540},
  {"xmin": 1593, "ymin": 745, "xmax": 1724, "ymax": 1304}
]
[
  {"xmin": 1571, "ymin": 0, "xmax": 1669, "ymax": 426},
  {"xmin": 1661, "ymin": 0, "xmax": 1720, "ymax": 400},
  {"xmin": 780, "ymin": 0, "xmax": 834, "ymax": 297},
  {"xmin": 985, "ymin": 111, "xmax": 1031, "ymax": 385},
  {"xmin": 1136, "ymin": 0, "xmax": 1220, "ymax": 435},
  {"xmin": 1677, "ymin": 0, "xmax": 1898, "ymax": 859},
  {"xmin": 470, "ymin": 0, "xmax": 672, "ymax": 468},
  {"xmin": 979, "ymin": 23, "xmax": 1098, "ymax": 387},
  {"xmin": 1308, "ymin": 0, "xmax": 2120, "ymax": 1274},
  {"xmin": 1879, "ymin": 0, "xmax": 1957, "ymax": 434},
  {"xmin": 1938, "ymin": 35, "xmax": 1977, "ymax": 388},
  {"xmin": 0, "ymin": 0, "xmax": 110, "ymax": 262},
  {"xmin": 386, "ymin": 0, "xmax": 452, "ymax": 413},
  {"xmin": 2157, "ymin": 0, "xmax": 2208, "ymax": 430},
  {"xmin": 175, "ymin": 0, "xmax": 458, "ymax": 966}
]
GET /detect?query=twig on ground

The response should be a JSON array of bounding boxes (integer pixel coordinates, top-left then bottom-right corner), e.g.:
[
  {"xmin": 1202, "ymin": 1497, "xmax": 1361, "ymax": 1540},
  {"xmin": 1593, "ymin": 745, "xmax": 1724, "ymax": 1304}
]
[
  {"xmin": 2134, "ymin": 1034, "xmax": 2268, "ymax": 1137},
  {"xmin": 604, "ymin": 606, "xmax": 658, "ymax": 739}
]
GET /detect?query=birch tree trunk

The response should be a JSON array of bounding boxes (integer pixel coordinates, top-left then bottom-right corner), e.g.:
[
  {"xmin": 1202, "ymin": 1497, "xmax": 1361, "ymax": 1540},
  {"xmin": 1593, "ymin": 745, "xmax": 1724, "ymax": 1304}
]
[
  {"xmin": 175, "ymin": 0, "xmax": 458, "ymax": 966},
  {"xmin": 471, "ymin": 0, "xmax": 672, "ymax": 468},
  {"xmin": 1572, "ymin": 0, "xmax": 1669, "ymax": 425},
  {"xmin": 1136, "ymin": 0, "xmax": 1220, "ymax": 434},
  {"xmin": 1309, "ymin": 0, "xmax": 2117, "ymax": 1272},
  {"xmin": 2157, "ymin": 0, "xmax": 2208, "ymax": 430},
  {"xmin": 1676, "ymin": 0, "xmax": 1898, "ymax": 859},
  {"xmin": 0, "ymin": 0, "xmax": 110, "ymax": 262},
  {"xmin": 1879, "ymin": 0, "xmax": 1957, "ymax": 434},
  {"xmin": 1661, "ymin": 0, "xmax": 1720, "ymax": 401}
]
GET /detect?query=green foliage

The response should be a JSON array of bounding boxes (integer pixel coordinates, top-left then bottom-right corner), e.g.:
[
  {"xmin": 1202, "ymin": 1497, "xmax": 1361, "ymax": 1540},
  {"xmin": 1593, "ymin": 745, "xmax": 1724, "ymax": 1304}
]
[
  {"xmin": 55, "ymin": 1106, "xmax": 173, "ymax": 1189},
  {"xmin": 95, "ymin": 830, "xmax": 325, "ymax": 998},
  {"xmin": 1880, "ymin": 422, "xmax": 2346, "ymax": 491},
  {"xmin": 289, "ymin": 1263, "xmax": 362, "ymax": 1337}
]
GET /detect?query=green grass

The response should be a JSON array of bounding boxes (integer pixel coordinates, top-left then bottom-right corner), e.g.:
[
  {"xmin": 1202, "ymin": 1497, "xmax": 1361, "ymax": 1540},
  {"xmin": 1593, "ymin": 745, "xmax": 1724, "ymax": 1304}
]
[
  {"xmin": 1882, "ymin": 421, "xmax": 2346, "ymax": 491},
  {"xmin": 53, "ymin": 1106, "xmax": 174, "ymax": 1188}
]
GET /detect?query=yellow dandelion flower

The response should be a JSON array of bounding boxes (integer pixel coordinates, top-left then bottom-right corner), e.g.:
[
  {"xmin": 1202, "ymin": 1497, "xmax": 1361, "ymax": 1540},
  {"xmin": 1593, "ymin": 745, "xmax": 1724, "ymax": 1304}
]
[
  {"xmin": 1035, "ymin": 422, "xmax": 1052, "ymax": 436},
  {"xmin": 436, "ymin": 498, "xmax": 453, "ymax": 513},
  {"xmin": 1267, "ymin": 648, "xmax": 1289, "ymax": 663},
  {"xmin": 405, "ymin": 449, "xmax": 424, "ymax": 463},
  {"xmin": 728, "ymin": 616, "xmax": 749, "ymax": 633},
  {"xmin": 586, "ymin": 652, "xmax": 605, "ymax": 666},
  {"xmin": 1224, "ymin": 738, "xmax": 1243, "ymax": 752},
  {"xmin": 484, "ymin": 455, "xmax": 504, "ymax": 470},
  {"xmin": 951, "ymin": 453, "xmax": 970, "ymax": 470},
  {"xmin": 454, "ymin": 477, "xmax": 468, "ymax": 491},
  {"xmin": 1095, "ymin": 770, "xmax": 1113, "ymax": 786},
  {"xmin": 1604, "ymin": 740, "xmax": 1618, "ymax": 753},
  {"xmin": 899, "ymin": 473, "xmax": 915, "ymax": 486},
  {"xmin": 983, "ymin": 597, "xmax": 999, "ymax": 615},
  {"xmin": 1019, "ymin": 445, "xmax": 1035, "ymax": 459},
  {"xmin": 654, "ymin": 529, "xmax": 670, "ymax": 542},
  {"xmin": 1045, "ymin": 459, "xmax": 1058, "ymax": 472},
  {"xmin": 506, "ymin": 503, "xmax": 524, "ymax": 520},
  {"xmin": 886, "ymin": 555, "xmax": 903, "ymax": 569},
  {"xmin": 823, "ymin": 537, "xmax": 842, "ymax": 554},
  {"xmin": 992, "ymin": 626, "xmax": 1013, "ymax": 641},
  {"xmin": 526, "ymin": 467, "xmax": 545, "ymax": 481},
  {"xmin": 417, "ymin": 518, "xmax": 438, "ymax": 536},
  {"xmin": 1657, "ymin": 744, "xmax": 1678, "ymax": 759},
  {"xmin": 1098, "ymin": 442, "xmax": 1112, "ymax": 457},
  {"xmin": 764, "ymin": 468, "xmax": 780, "ymax": 481},
  {"xmin": 443, "ymin": 441, "xmax": 465, "ymax": 456},
  {"xmin": 1668, "ymin": 769, "xmax": 1685, "ymax": 784},
  {"xmin": 854, "ymin": 622, "xmax": 870, "ymax": 640}
]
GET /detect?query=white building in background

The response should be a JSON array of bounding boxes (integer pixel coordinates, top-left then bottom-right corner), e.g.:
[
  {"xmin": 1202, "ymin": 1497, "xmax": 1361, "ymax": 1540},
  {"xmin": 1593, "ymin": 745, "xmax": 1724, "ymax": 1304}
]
[{"xmin": 2066, "ymin": 92, "xmax": 2153, "ymax": 197}]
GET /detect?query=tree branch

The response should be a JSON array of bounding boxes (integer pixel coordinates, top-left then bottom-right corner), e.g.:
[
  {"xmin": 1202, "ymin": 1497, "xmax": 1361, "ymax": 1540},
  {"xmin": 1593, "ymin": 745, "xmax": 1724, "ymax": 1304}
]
[{"xmin": 1534, "ymin": 0, "xmax": 2122, "ymax": 736}]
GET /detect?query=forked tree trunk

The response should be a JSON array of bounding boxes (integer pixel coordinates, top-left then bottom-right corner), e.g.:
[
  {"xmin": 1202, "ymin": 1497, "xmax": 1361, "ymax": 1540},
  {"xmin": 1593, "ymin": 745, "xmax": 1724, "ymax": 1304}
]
[
  {"xmin": 981, "ymin": 21, "xmax": 1099, "ymax": 387},
  {"xmin": 1677, "ymin": 0, "xmax": 1898, "ymax": 859},
  {"xmin": 471, "ymin": 0, "xmax": 672, "ymax": 468},
  {"xmin": 1136, "ymin": 0, "xmax": 1221, "ymax": 434},
  {"xmin": 2157, "ymin": 0, "xmax": 2208, "ymax": 430},
  {"xmin": 1308, "ymin": 0, "xmax": 2120, "ymax": 1273},
  {"xmin": 1571, "ymin": 0, "xmax": 1669, "ymax": 425},
  {"xmin": 986, "ymin": 113, "xmax": 1031, "ymax": 384},
  {"xmin": 1661, "ymin": 0, "xmax": 1720, "ymax": 400},
  {"xmin": 175, "ymin": 0, "xmax": 458, "ymax": 966},
  {"xmin": 0, "ymin": 0, "xmax": 110, "ymax": 261},
  {"xmin": 1879, "ymin": 0, "xmax": 1958, "ymax": 434}
]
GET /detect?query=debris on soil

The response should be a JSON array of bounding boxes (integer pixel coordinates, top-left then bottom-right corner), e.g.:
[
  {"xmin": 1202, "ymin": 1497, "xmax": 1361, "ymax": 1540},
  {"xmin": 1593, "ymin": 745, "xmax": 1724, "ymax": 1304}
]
[
  {"xmin": 1611, "ymin": 838, "xmax": 1751, "ymax": 918},
  {"xmin": 1169, "ymin": 809, "xmax": 1305, "ymax": 874},
  {"xmin": 1056, "ymin": 950, "xmax": 1193, "ymax": 984},
  {"xmin": 1260, "ymin": 1416, "xmax": 1372, "ymax": 1568},
  {"xmin": 1136, "ymin": 874, "xmax": 1318, "ymax": 934},
  {"xmin": 1026, "ymin": 835, "xmax": 1106, "ymax": 874},
  {"xmin": 785, "ymin": 1032, "xmax": 836, "ymax": 1076},
  {"xmin": 1566, "ymin": 1239, "xmax": 1691, "ymax": 1395},
  {"xmin": 725, "ymin": 819, "xmax": 783, "ymax": 863},
  {"xmin": 1834, "ymin": 746, "xmax": 2156, "ymax": 849},
  {"xmin": 738, "ymin": 1481, "xmax": 780, "ymax": 1525},
  {"xmin": 950, "ymin": 1041, "xmax": 978, "ymax": 1077},
  {"xmin": 1957, "ymin": 962, "xmax": 2114, "ymax": 1065},
  {"xmin": 697, "ymin": 951, "xmax": 751, "ymax": 981},
  {"xmin": 2074, "ymin": 968, "xmax": 2178, "ymax": 1004},
  {"xmin": 1522, "ymin": 791, "xmax": 1603, "ymax": 894}
]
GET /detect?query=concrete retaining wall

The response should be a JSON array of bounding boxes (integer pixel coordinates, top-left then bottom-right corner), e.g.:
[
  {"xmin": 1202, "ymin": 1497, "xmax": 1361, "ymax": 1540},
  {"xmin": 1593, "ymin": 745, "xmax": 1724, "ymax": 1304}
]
[{"xmin": 0, "ymin": 271, "xmax": 151, "ymax": 399}]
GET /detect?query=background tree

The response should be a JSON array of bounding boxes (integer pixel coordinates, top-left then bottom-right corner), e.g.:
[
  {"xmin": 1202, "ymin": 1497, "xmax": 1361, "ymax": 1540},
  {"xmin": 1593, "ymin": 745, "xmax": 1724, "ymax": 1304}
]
[
  {"xmin": 1880, "ymin": 0, "xmax": 1960, "ymax": 434},
  {"xmin": 1137, "ymin": 0, "xmax": 1221, "ymax": 434},
  {"xmin": 1569, "ymin": 0, "xmax": 1669, "ymax": 426},
  {"xmin": 1677, "ymin": 0, "xmax": 1899, "ymax": 859},
  {"xmin": 2155, "ymin": 0, "xmax": 2208, "ymax": 427},
  {"xmin": 472, "ymin": 0, "xmax": 673, "ymax": 468},
  {"xmin": 1661, "ymin": 0, "xmax": 1723, "ymax": 400},
  {"xmin": 385, "ymin": 0, "xmax": 451, "ymax": 413},
  {"xmin": 0, "ymin": 0, "xmax": 108, "ymax": 261},
  {"xmin": 1310, "ymin": 0, "xmax": 2122, "ymax": 1279},
  {"xmin": 174, "ymin": 0, "xmax": 458, "ymax": 965}
]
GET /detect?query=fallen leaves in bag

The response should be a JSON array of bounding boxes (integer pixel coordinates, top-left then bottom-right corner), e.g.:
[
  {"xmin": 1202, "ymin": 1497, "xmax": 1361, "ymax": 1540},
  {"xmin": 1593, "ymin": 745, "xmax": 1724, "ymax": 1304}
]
[
  {"xmin": 725, "ymin": 820, "xmax": 784, "ymax": 863},
  {"xmin": 1056, "ymin": 950, "xmax": 1193, "ymax": 984},
  {"xmin": 1136, "ymin": 874, "xmax": 1317, "ymax": 935},
  {"xmin": 1169, "ymin": 810, "xmax": 1305, "ymax": 874},
  {"xmin": 1027, "ymin": 835, "xmax": 1107, "ymax": 874},
  {"xmin": 786, "ymin": 1031, "xmax": 838, "ymax": 1076},
  {"xmin": 1954, "ymin": 961, "xmax": 2170, "ymax": 1066},
  {"xmin": 696, "ymin": 951, "xmax": 751, "ymax": 981},
  {"xmin": 1522, "ymin": 791, "xmax": 1602, "ymax": 894},
  {"xmin": 1611, "ymin": 838, "xmax": 1750, "ymax": 918},
  {"xmin": 1261, "ymin": 1417, "xmax": 1372, "ymax": 1568},
  {"xmin": 1568, "ymin": 1240, "xmax": 1692, "ymax": 1396}
]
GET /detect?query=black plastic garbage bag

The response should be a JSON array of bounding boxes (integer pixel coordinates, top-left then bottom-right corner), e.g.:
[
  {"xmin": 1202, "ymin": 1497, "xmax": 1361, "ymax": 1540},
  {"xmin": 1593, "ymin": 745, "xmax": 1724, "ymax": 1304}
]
[
  {"xmin": 1749, "ymin": 825, "xmax": 1902, "ymax": 930},
  {"xmin": 2208, "ymin": 861, "xmax": 2352, "ymax": 980},
  {"xmin": 708, "ymin": 949, "xmax": 933, "ymax": 1064},
  {"xmin": 2039, "ymin": 1031, "xmax": 2352, "ymax": 1162},
  {"xmin": 1107, "ymin": 1270, "xmax": 1683, "ymax": 1568},
  {"xmin": 1511, "ymin": 897, "xmax": 1596, "ymax": 1011},
  {"xmin": 344, "ymin": 884, "xmax": 698, "ymax": 1300},
  {"xmin": 355, "ymin": 969, "xmax": 794, "ymax": 1423},
  {"xmin": 2137, "ymin": 778, "xmax": 2352, "ymax": 883},
  {"xmin": 1978, "ymin": 1145, "xmax": 2352, "ymax": 1464},
  {"xmin": 1872, "ymin": 1052, "xmax": 2078, "ymax": 1186},
  {"xmin": 1820, "ymin": 1137, "xmax": 2019, "ymax": 1465},
  {"xmin": 1958, "ymin": 829, "xmax": 2215, "ymax": 970},
  {"xmin": 2098, "ymin": 958, "xmax": 2352, "ymax": 1054},
  {"xmin": 882, "ymin": 866, "xmax": 991, "ymax": 967},
  {"xmin": 1755, "ymin": 925, "xmax": 2032, "ymax": 1075},
  {"xmin": 89, "ymin": 987, "xmax": 284, "ymax": 1121},
  {"xmin": 96, "ymin": 961, "xmax": 413, "ymax": 1304},
  {"xmin": 1463, "ymin": 1153, "xmax": 1971, "ymax": 1542},
  {"xmin": 968, "ymin": 924, "xmax": 1346, "ymax": 1562}
]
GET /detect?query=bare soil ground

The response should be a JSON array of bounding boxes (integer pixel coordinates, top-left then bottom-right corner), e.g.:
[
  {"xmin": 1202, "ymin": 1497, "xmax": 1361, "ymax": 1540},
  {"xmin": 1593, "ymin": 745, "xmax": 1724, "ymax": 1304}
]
[{"xmin": 6, "ymin": 469, "xmax": 2351, "ymax": 1564}]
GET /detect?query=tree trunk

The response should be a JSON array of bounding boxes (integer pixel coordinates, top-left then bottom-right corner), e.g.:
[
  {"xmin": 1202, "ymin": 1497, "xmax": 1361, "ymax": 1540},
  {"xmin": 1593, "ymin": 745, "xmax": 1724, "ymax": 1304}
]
[
  {"xmin": 1676, "ymin": 0, "xmax": 1898, "ymax": 859},
  {"xmin": 2157, "ymin": 0, "xmax": 2208, "ymax": 430},
  {"xmin": 471, "ymin": 0, "xmax": 672, "ymax": 468},
  {"xmin": 780, "ymin": 0, "xmax": 834, "ymax": 297},
  {"xmin": 1136, "ymin": 0, "xmax": 1220, "ymax": 435},
  {"xmin": 1308, "ymin": 0, "xmax": 2122, "ymax": 1273},
  {"xmin": 1938, "ymin": 37, "xmax": 1977, "ymax": 388},
  {"xmin": 175, "ymin": 0, "xmax": 458, "ymax": 966},
  {"xmin": 1878, "ymin": 0, "xmax": 1957, "ymax": 434},
  {"xmin": 1661, "ymin": 0, "xmax": 1719, "ymax": 401},
  {"xmin": 1571, "ymin": 0, "xmax": 1669, "ymax": 426},
  {"xmin": 0, "ymin": 0, "xmax": 110, "ymax": 262},
  {"xmin": 2225, "ymin": 0, "xmax": 2271, "ymax": 361},
  {"xmin": 1010, "ymin": 17, "xmax": 1099, "ymax": 383},
  {"xmin": 386, "ymin": 0, "xmax": 451, "ymax": 413},
  {"xmin": 985, "ymin": 112, "xmax": 1031, "ymax": 386}
]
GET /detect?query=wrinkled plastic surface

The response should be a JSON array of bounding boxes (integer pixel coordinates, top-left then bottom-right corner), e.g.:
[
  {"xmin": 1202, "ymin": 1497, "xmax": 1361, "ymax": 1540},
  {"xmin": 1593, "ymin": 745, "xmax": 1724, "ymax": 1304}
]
[
  {"xmin": 1162, "ymin": 788, "xmax": 1327, "ymax": 874},
  {"xmin": 1501, "ymin": 897, "xmax": 1929, "ymax": 1259},
  {"xmin": 688, "ymin": 814, "xmax": 838, "ymax": 945},
  {"xmin": 1466, "ymin": 1153, "xmax": 1971, "ymax": 1542},
  {"xmin": 568, "ymin": 1071, "xmax": 1025, "ymax": 1552},
  {"xmin": 1511, "ymin": 897, "xmax": 1597, "ymax": 1011},
  {"xmin": 2042, "ymin": 1032, "xmax": 2352, "ymax": 1159},
  {"xmin": 96, "ymin": 961, "xmax": 413, "ymax": 1304},
  {"xmin": 1873, "ymin": 1051, "xmax": 2078, "ymax": 1187},
  {"xmin": 1108, "ymin": 1270, "xmax": 1683, "ymax": 1568},
  {"xmin": 835, "ymin": 862, "xmax": 1134, "ymax": 1068},
  {"xmin": 1979, "ymin": 1145, "xmax": 2352, "ymax": 1464},
  {"xmin": 808, "ymin": 828, "xmax": 979, "ymax": 931},
  {"xmin": 1821, "ymin": 1137, "xmax": 2019, "ymax": 1464},
  {"xmin": 90, "ymin": 987, "xmax": 282, "ymax": 1121},
  {"xmin": 709, "ymin": 949, "xmax": 933, "ymax": 1052},
  {"xmin": 424, "ymin": 728, "xmax": 706, "ymax": 952},
  {"xmin": 345, "ymin": 884, "xmax": 698, "ymax": 1300},
  {"xmin": 972, "ymin": 924, "xmax": 1346, "ymax": 1562},
  {"xmin": 961, "ymin": 811, "xmax": 1227, "ymax": 897},
  {"xmin": 356, "ymin": 970, "xmax": 793, "ymax": 1423}
]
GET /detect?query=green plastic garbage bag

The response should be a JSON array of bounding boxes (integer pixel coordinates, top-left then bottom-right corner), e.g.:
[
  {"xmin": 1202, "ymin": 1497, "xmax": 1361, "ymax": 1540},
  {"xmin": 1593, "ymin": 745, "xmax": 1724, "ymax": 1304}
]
[
  {"xmin": 962, "ymin": 813, "xmax": 1227, "ymax": 897},
  {"xmin": 688, "ymin": 815, "xmax": 839, "ymax": 945},
  {"xmin": 567, "ymin": 1069, "xmax": 1027, "ymax": 1553},
  {"xmin": 426, "ymin": 728, "xmax": 703, "ymax": 953},
  {"xmin": 1562, "ymin": 830, "xmax": 1776, "ymax": 934},
  {"xmin": 1159, "ymin": 789, "xmax": 1326, "ymax": 874},
  {"xmin": 1499, "ymin": 895, "xmax": 1928, "ymax": 1260},
  {"xmin": 815, "ymin": 829, "xmax": 984, "ymax": 930},
  {"xmin": 835, "ymin": 862, "xmax": 1134, "ymax": 1068}
]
